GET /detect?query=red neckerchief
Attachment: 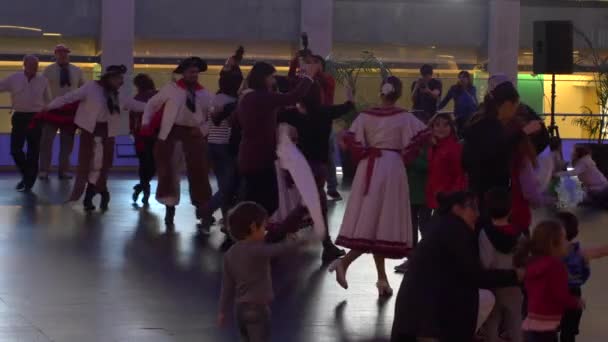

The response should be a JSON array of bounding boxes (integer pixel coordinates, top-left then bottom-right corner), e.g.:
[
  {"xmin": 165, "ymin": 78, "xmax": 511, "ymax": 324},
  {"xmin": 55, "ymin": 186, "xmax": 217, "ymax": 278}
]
[
  {"xmin": 364, "ymin": 106, "xmax": 406, "ymax": 117},
  {"xmin": 176, "ymin": 79, "xmax": 204, "ymax": 91}
]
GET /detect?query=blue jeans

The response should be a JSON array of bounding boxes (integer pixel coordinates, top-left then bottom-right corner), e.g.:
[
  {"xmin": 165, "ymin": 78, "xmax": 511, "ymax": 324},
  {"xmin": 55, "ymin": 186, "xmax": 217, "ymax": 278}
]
[
  {"xmin": 207, "ymin": 143, "xmax": 238, "ymax": 218},
  {"xmin": 326, "ymin": 131, "xmax": 339, "ymax": 192}
]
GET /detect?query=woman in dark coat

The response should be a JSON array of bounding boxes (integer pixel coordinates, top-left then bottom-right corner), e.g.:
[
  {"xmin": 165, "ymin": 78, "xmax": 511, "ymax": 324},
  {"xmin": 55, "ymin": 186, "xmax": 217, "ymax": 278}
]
[
  {"xmin": 390, "ymin": 191, "xmax": 521, "ymax": 342},
  {"xmin": 462, "ymin": 79, "xmax": 544, "ymax": 207}
]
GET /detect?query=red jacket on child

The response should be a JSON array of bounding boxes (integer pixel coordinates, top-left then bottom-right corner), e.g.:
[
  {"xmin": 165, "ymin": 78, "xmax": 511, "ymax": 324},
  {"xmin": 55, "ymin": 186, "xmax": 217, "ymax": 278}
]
[
  {"xmin": 425, "ymin": 135, "xmax": 467, "ymax": 209},
  {"xmin": 524, "ymin": 255, "xmax": 580, "ymax": 331}
]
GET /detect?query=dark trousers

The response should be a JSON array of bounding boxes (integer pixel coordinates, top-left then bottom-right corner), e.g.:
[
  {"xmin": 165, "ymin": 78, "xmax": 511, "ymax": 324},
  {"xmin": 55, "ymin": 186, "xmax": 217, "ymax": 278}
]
[
  {"xmin": 560, "ymin": 288, "xmax": 582, "ymax": 342},
  {"xmin": 411, "ymin": 204, "xmax": 433, "ymax": 247},
  {"xmin": 136, "ymin": 137, "xmax": 156, "ymax": 186},
  {"xmin": 207, "ymin": 143, "xmax": 238, "ymax": 219},
  {"xmin": 525, "ymin": 331, "xmax": 558, "ymax": 342},
  {"xmin": 242, "ymin": 166, "xmax": 278, "ymax": 215},
  {"xmin": 11, "ymin": 113, "xmax": 41, "ymax": 187},
  {"xmin": 236, "ymin": 303, "xmax": 271, "ymax": 342}
]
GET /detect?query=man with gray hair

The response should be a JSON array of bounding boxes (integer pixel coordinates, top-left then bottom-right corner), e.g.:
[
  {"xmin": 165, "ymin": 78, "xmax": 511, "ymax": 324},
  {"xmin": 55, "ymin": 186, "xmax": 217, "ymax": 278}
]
[{"xmin": 0, "ymin": 55, "xmax": 51, "ymax": 192}]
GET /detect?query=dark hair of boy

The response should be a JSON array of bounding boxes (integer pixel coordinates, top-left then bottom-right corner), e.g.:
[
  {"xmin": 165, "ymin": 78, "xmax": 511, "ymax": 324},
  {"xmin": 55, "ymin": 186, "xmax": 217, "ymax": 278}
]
[
  {"xmin": 485, "ymin": 187, "xmax": 512, "ymax": 219},
  {"xmin": 557, "ymin": 211, "xmax": 579, "ymax": 241},
  {"xmin": 227, "ymin": 202, "xmax": 268, "ymax": 241}
]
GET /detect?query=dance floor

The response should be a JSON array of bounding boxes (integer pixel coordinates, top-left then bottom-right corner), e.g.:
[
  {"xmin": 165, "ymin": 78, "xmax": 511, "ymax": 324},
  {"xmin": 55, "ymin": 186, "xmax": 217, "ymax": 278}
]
[{"xmin": 0, "ymin": 173, "xmax": 607, "ymax": 341}]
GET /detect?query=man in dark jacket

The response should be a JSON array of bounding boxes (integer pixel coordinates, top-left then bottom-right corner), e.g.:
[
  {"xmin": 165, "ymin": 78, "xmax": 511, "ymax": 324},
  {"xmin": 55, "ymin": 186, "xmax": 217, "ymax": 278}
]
[{"xmin": 391, "ymin": 212, "xmax": 519, "ymax": 341}]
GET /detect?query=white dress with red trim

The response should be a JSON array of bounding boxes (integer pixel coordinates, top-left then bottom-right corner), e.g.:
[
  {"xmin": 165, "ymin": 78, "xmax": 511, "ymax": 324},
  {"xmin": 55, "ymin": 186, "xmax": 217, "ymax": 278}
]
[{"xmin": 335, "ymin": 107, "xmax": 429, "ymax": 258}]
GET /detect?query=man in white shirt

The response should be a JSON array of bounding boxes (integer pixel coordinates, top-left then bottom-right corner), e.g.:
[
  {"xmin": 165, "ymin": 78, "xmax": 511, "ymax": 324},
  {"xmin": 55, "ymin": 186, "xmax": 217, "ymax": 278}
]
[
  {"xmin": 46, "ymin": 64, "xmax": 126, "ymax": 211},
  {"xmin": 0, "ymin": 55, "xmax": 51, "ymax": 192},
  {"xmin": 40, "ymin": 44, "xmax": 85, "ymax": 180}
]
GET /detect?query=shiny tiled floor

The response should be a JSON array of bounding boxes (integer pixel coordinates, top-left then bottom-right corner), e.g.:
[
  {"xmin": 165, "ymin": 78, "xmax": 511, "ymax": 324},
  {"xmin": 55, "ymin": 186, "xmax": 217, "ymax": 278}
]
[{"xmin": 0, "ymin": 174, "xmax": 607, "ymax": 341}]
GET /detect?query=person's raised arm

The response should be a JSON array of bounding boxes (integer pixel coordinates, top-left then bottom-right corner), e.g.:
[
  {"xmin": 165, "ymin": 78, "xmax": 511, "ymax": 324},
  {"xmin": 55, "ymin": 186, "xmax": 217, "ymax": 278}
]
[
  {"xmin": 322, "ymin": 101, "xmax": 355, "ymax": 120},
  {"xmin": 122, "ymin": 98, "xmax": 147, "ymax": 112},
  {"xmin": 47, "ymin": 82, "xmax": 89, "ymax": 110},
  {"xmin": 426, "ymin": 80, "xmax": 442, "ymax": 100},
  {"xmin": 437, "ymin": 87, "xmax": 454, "ymax": 111},
  {"xmin": 267, "ymin": 76, "xmax": 313, "ymax": 108},
  {"xmin": 142, "ymin": 85, "xmax": 170, "ymax": 126},
  {"xmin": 583, "ymin": 245, "xmax": 608, "ymax": 261},
  {"xmin": 0, "ymin": 74, "xmax": 13, "ymax": 93}
]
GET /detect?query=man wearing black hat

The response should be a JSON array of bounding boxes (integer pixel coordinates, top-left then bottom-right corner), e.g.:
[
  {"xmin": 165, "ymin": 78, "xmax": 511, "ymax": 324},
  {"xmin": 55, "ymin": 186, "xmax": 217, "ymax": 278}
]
[
  {"xmin": 47, "ymin": 64, "xmax": 127, "ymax": 210},
  {"xmin": 143, "ymin": 57, "xmax": 213, "ymax": 228}
]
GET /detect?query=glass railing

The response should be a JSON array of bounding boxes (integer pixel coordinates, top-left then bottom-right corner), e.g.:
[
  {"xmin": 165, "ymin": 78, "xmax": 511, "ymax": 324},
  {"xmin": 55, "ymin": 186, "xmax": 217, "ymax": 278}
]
[{"xmin": 0, "ymin": 66, "xmax": 604, "ymax": 140}]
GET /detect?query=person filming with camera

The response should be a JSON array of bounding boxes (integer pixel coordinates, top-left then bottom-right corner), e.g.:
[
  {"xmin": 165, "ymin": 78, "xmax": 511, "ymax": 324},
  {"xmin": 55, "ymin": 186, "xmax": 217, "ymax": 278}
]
[{"xmin": 411, "ymin": 64, "xmax": 442, "ymax": 124}]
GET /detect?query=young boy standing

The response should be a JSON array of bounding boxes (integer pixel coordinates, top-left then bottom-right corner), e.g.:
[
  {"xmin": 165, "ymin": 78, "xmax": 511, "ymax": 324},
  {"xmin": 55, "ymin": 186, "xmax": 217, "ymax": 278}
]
[
  {"xmin": 218, "ymin": 202, "xmax": 311, "ymax": 341},
  {"xmin": 557, "ymin": 211, "xmax": 608, "ymax": 342}
]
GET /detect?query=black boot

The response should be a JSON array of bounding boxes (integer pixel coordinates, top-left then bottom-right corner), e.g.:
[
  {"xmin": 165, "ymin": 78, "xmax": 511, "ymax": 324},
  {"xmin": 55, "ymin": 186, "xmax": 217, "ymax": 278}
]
[
  {"xmin": 165, "ymin": 206, "xmax": 176, "ymax": 226},
  {"xmin": 132, "ymin": 184, "xmax": 142, "ymax": 203},
  {"xmin": 321, "ymin": 240, "xmax": 346, "ymax": 265},
  {"xmin": 100, "ymin": 191, "xmax": 110, "ymax": 211},
  {"xmin": 83, "ymin": 183, "xmax": 96, "ymax": 211},
  {"xmin": 141, "ymin": 183, "xmax": 151, "ymax": 206}
]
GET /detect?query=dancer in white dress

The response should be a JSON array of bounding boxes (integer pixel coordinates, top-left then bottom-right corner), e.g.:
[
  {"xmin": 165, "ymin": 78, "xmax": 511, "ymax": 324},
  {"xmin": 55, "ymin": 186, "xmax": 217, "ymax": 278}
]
[{"xmin": 330, "ymin": 76, "xmax": 430, "ymax": 297}]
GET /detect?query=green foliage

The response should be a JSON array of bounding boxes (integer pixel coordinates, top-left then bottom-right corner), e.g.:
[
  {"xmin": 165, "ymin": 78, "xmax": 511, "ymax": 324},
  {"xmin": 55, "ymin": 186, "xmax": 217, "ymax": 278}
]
[
  {"xmin": 325, "ymin": 51, "xmax": 391, "ymax": 126},
  {"xmin": 573, "ymin": 28, "xmax": 608, "ymax": 143},
  {"xmin": 572, "ymin": 107, "xmax": 608, "ymax": 143}
]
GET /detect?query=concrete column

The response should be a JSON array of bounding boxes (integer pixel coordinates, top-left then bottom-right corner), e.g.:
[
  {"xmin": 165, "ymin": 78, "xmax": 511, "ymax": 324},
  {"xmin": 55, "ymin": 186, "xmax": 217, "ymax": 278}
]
[
  {"xmin": 100, "ymin": 0, "xmax": 134, "ymax": 134},
  {"xmin": 488, "ymin": 0, "xmax": 521, "ymax": 83},
  {"xmin": 300, "ymin": 0, "xmax": 333, "ymax": 57}
]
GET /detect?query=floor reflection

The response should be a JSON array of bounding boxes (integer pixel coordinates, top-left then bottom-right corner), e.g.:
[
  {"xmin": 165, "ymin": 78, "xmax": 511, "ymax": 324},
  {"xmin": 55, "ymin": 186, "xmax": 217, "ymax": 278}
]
[{"xmin": 0, "ymin": 174, "xmax": 605, "ymax": 341}]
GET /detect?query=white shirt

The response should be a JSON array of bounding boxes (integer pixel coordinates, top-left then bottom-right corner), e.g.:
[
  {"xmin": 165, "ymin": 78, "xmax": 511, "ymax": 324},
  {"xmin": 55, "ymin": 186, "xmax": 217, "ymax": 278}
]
[
  {"xmin": 48, "ymin": 81, "xmax": 123, "ymax": 137},
  {"xmin": 43, "ymin": 63, "xmax": 85, "ymax": 99},
  {"xmin": 175, "ymin": 103, "xmax": 198, "ymax": 127},
  {"xmin": 143, "ymin": 82, "xmax": 212, "ymax": 140},
  {"xmin": 0, "ymin": 72, "xmax": 51, "ymax": 113}
]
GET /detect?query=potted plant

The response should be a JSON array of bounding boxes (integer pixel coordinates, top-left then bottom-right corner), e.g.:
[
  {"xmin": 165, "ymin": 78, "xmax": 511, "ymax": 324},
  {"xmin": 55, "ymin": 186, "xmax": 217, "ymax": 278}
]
[
  {"xmin": 325, "ymin": 51, "xmax": 391, "ymax": 184},
  {"xmin": 571, "ymin": 29, "xmax": 608, "ymax": 176}
]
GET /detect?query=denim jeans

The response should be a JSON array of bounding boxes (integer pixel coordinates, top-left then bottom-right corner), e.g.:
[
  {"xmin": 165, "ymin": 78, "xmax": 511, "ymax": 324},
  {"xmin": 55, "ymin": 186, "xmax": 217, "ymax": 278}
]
[
  {"xmin": 207, "ymin": 143, "xmax": 238, "ymax": 218},
  {"xmin": 236, "ymin": 303, "xmax": 271, "ymax": 342}
]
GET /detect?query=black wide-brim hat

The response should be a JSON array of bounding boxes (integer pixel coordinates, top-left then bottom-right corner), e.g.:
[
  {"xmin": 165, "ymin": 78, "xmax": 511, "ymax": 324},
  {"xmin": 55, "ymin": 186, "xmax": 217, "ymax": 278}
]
[
  {"xmin": 101, "ymin": 64, "xmax": 127, "ymax": 78},
  {"xmin": 174, "ymin": 57, "xmax": 208, "ymax": 74}
]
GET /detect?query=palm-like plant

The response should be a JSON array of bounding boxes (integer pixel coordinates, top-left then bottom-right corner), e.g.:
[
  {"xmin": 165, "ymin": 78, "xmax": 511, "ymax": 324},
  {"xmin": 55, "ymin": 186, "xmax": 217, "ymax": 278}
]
[
  {"xmin": 572, "ymin": 28, "xmax": 608, "ymax": 143},
  {"xmin": 325, "ymin": 51, "xmax": 391, "ymax": 126}
]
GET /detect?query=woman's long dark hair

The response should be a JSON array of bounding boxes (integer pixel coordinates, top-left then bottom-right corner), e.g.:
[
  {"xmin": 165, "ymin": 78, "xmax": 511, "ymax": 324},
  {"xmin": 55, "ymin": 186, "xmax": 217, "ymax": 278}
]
[
  {"xmin": 455, "ymin": 71, "xmax": 473, "ymax": 92},
  {"xmin": 247, "ymin": 62, "xmax": 276, "ymax": 91},
  {"xmin": 133, "ymin": 73, "xmax": 156, "ymax": 93},
  {"xmin": 469, "ymin": 81, "xmax": 519, "ymax": 126}
]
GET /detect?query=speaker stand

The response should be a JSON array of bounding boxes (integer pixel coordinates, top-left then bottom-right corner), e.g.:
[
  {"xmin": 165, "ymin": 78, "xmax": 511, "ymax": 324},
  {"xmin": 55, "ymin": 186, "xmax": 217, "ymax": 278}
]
[{"xmin": 549, "ymin": 73, "xmax": 560, "ymax": 139}]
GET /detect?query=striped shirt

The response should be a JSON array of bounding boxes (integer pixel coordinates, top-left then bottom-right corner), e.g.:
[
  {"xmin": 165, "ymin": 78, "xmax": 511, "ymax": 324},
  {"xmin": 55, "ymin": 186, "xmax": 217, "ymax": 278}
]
[{"xmin": 208, "ymin": 93, "xmax": 236, "ymax": 144}]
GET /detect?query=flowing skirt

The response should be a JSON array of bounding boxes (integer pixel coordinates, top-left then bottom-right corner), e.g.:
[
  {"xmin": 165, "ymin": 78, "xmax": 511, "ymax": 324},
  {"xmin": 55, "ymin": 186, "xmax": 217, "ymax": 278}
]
[{"xmin": 336, "ymin": 151, "xmax": 412, "ymax": 258}]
